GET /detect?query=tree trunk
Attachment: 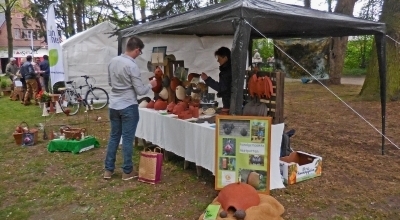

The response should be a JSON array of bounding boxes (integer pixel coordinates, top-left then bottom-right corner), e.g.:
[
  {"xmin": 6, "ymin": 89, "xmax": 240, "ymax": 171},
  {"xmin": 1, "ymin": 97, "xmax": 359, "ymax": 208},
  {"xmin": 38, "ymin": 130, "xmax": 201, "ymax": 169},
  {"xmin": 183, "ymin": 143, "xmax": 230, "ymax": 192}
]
[
  {"xmin": 131, "ymin": 0, "xmax": 136, "ymax": 21},
  {"xmin": 139, "ymin": 0, "xmax": 146, "ymax": 23},
  {"xmin": 67, "ymin": 0, "xmax": 75, "ymax": 36},
  {"xmin": 329, "ymin": 0, "xmax": 358, "ymax": 85},
  {"xmin": 75, "ymin": 0, "xmax": 84, "ymax": 32},
  {"xmin": 360, "ymin": 0, "xmax": 400, "ymax": 100},
  {"xmin": 304, "ymin": 0, "xmax": 311, "ymax": 8},
  {"xmin": 5, "ymin": 8, "xmax": 13, "ymax": 58}
]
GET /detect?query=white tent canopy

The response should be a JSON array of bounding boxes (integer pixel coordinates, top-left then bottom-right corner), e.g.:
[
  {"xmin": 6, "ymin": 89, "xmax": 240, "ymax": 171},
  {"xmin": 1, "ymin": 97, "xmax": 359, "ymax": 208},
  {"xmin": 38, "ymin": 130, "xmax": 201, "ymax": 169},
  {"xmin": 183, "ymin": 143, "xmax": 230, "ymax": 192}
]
[{"xmin": 61, "ymin": 21, "xmax": 118, "ymax": 94}]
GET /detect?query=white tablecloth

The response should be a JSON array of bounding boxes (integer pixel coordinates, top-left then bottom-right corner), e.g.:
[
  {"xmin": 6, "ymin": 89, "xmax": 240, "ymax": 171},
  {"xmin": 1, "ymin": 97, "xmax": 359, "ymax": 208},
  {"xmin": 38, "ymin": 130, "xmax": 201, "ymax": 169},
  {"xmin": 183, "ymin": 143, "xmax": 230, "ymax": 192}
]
[{"xmin": 136, "ymin": 108, "xmax": 285, "ymax": 190}]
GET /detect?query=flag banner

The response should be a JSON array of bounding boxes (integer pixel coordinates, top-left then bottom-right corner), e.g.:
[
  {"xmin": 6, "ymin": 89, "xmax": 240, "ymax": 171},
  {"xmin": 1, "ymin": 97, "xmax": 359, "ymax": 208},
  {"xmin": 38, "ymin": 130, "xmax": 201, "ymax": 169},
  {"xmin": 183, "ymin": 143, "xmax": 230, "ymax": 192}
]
[{"xmin": 46, "ymin": 3, "xmax": 65, "ymax": 90}]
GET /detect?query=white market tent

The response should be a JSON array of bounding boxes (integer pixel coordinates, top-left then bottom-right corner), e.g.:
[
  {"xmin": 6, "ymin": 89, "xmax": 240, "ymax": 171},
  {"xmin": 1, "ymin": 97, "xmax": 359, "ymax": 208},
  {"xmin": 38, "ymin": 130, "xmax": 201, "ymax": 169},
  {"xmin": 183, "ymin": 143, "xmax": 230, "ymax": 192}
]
[{"xmin": 61, "ymin": 21, "xmax": 117, "ymax": 94}]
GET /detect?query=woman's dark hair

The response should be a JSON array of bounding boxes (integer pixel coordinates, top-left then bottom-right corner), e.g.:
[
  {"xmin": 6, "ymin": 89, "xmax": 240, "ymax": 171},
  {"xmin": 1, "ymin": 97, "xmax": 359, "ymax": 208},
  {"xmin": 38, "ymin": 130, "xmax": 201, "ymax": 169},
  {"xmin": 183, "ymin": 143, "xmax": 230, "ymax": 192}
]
[{"xmin": 214, "ymin": 47, "xmax": 231, "ymax": 61}]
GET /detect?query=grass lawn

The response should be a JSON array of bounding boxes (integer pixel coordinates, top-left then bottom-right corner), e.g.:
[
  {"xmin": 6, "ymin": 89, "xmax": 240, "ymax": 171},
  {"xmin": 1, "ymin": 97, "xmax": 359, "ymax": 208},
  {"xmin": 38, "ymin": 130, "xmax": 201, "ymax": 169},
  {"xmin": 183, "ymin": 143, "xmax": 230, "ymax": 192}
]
[{"xmin": 1, "ymin": 82, "xmax": 400, "ymax": 219}]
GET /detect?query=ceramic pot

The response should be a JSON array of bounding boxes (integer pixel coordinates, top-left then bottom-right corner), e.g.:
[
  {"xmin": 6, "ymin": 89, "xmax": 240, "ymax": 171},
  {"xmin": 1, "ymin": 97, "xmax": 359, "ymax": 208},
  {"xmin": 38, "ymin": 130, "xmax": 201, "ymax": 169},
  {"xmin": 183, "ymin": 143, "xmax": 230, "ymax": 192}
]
[
  {"xmin": 178, "ymin": 110, "xmax": 192, "ymax": 120},
  {"xmin": 170, "ymin": 77, "xmax": 181, "ymax": 91},
  {"xmin": 152, "ymin": 79, "xmax": 162, "ymax": 93},
  {"xmin": 217, "ymin": 182, "xmax": 260, "ymax": 212},
  {"xmin": 176, "ymin": 101, "xmax": 188, "ymax": 109},
  {"xmin": 166, "ymin": 102, "xmax": 176, "ymax": 112},
  {"xmin": 172, "ymin": 104, "xmax": 185, "ymax": 115},
  {"xmin": 139, "ymin": 100, "xmax": 149, "ymax": 108},
  {"xmin": 159, "ymin": 87, "xmax": 169, "ymax": 100},
  {"xmin": 154, "ymin": 99, "xmax": 168, "ymax": 110},
  {"xmin": 189, "ymin": 106, "xmax": 199, "ymax": 118},
  {"xmin": 154, "ymin": 66, "xmax": 163, "ymax": 80},
  {"xmin": 146, "ymin": 100, "xmax": 155, "ymax": 109},
  {"xmin": 176, "ymin": 85, "xmax": 186, "ymax": 101}
]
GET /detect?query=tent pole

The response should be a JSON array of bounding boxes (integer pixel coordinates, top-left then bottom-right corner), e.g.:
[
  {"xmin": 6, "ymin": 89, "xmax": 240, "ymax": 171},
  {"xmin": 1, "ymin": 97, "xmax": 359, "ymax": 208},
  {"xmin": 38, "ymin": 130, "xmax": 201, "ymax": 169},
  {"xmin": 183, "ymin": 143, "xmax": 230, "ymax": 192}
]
[
  {"xmin": 375, "ymin": 33, "xmax": 386, "ymax": 155},
  {"xmin": 118, "ymin": 32, "xmax": 122, "ymax": 55},
  {"xmin": 230, "ymin": 19, "xmax": 251, "ymax": 115}
]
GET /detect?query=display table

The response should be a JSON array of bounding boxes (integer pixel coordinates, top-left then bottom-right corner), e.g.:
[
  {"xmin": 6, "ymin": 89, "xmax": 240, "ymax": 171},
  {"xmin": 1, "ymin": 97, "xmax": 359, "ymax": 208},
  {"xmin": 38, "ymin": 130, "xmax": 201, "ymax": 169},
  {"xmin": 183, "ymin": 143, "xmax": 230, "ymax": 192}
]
[
  {"xmin": 136, "ymin": 108, "xmax": 215, "ymax": 175},
  {"xmin": 47, "ymin": 136, "xmax": 100, "ymax": 154},
  {"xmin": 136, "ymin": 108, "xmax": 286, "ymax": 190}
]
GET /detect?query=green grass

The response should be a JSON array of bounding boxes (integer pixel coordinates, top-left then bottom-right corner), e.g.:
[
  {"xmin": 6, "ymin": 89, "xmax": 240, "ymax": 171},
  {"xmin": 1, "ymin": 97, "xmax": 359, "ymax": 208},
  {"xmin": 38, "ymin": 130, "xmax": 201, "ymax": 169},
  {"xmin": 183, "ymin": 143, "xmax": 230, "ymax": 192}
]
[{"xmin": 343, "ymin": 67, "xmax": 367, "ymax": 76}]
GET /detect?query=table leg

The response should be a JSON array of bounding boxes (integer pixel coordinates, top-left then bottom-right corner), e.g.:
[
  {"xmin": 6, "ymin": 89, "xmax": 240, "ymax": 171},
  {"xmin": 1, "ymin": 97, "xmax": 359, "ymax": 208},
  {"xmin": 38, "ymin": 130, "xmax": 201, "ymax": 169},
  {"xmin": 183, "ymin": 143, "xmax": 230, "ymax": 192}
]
[
  {"xmin": 184, "ymin": 160, "xmax": 190, "ymax": 170},
  {"xmin": 196, "ymin": 166, "xmax": 202, "ymax": 177}
]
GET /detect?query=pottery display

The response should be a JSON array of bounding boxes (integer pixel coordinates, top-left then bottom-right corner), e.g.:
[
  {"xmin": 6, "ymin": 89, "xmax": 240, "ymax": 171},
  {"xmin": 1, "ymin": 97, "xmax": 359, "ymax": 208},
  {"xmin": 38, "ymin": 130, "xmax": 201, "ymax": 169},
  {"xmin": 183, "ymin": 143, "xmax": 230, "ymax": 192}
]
[
  {"xmin": 178, "ymin": 110, "xmax": 193, "ymax": 120},
  {"xmin": 154, "ymin": 66, "xmax": 163, "ymax": 80},
  {"xmin": 139, "ymin": 100, "xmax": 149, "ymax": 108},
  {"xmin": 172, "ymin": 104, "xmax": 185, "ymax": 115},
  {"xmin": 189, "ymin": 106, "xmax": 200, "ymax": 118},
  {"xmin": 203, "ymin": 108, "xmax": 216, "ymax": 115},
  {"xmin": 162, "ymin": 76, "xmax": 170, "ymax": 88}
]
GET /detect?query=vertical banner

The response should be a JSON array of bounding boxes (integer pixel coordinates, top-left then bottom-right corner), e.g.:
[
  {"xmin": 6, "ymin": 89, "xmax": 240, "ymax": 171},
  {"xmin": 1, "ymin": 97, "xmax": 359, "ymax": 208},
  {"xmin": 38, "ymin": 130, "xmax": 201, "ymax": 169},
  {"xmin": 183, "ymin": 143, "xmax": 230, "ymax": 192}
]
[
  {"xmin": 46, "ymin": 3, "xmax": 65, "ymax": 91},
  {"xmin": 215, "ymin": 115, "xmax": 272, "ymax": 194}
]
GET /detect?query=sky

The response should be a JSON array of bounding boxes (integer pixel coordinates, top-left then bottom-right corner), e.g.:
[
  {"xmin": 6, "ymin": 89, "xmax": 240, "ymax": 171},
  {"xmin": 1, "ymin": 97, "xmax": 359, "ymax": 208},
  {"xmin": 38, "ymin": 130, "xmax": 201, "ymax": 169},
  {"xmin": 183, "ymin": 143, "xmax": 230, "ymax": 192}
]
[{"xmin": 273, "ymin": 0, "xmax": 367, "ymax": 17}]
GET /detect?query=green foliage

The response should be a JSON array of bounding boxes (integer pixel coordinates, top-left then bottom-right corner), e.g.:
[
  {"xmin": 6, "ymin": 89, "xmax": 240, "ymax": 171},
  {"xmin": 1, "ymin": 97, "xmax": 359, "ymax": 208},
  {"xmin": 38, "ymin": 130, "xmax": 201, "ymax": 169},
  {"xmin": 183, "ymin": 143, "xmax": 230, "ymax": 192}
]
[
  {"xmin": 252, "ymin": 38, "xmax": 274, "ymax": 60},
  {"xmin": 344, "ymin": 36, "xmax": 373, "ymax": 70}
]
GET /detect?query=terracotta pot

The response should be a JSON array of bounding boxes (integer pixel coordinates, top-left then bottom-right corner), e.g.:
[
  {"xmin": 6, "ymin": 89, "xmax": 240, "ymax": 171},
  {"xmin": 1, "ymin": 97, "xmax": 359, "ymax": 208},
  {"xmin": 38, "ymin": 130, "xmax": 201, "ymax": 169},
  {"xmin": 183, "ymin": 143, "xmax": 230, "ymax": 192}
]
[
  {"xmin": 178, "ymin": 110, "xmax": 193, "ymax": 120},
  {"xmin": 172, "ymin": 104, "xmax": 185, "ymax": 115},
  {"xmin": 217, "ymin": 182, "xmax": 260, "ymax": 212},
  {"xmin": 166, "ymin": 102, "xmax": 176, "ymax": 112},
  {"xmin": 152, "ymin": 79, "xmax": 162, "ymax": 93},
  {"xmin": 189, "ymin": 106, "xmax": 199, "ymax": 118},
  {"xmin": 170, "ymin": 77, "xmax": 181, "ymax": 91},
  {"xmin": 146, "ymin": 100, "xmax": 155, "ymax": 109},
  {"xmin": 154, "ymin": 66, "xmax": 163, "ymax": 80},
  {"xmin": 189, "ymin": 100, "xmax": 200, "ymax": 108},
  {"xmin": 154, "ymin": 99, "xmax": 168, "ymax": 110},
  {"xmin": 176, "ymin": 101, "xmax": 188, "ymax": 109}
]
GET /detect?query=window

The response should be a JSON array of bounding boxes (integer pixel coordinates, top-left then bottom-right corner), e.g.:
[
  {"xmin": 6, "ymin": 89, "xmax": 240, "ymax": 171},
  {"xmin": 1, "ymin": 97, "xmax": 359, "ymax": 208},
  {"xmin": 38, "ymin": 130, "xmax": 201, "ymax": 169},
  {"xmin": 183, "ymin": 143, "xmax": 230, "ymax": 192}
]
[
  {"xmin": 21, "ymin": 29, "xmax": 31, "ymax": 39},
  {"xmin": 14, "ymin": 28, "xmax": 21, "ymax": 39},
  {"xmin": 33, "ymin": 30, "xmax": 38, "ymax": 40}
]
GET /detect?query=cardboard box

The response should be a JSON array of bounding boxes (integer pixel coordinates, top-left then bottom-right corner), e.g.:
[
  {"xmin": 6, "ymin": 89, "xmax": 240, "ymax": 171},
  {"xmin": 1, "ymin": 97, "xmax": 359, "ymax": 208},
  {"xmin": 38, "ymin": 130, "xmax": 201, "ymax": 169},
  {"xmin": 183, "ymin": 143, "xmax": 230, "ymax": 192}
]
[{"xmin": 279, "ymin": 151, "xmax": 322, "ymax": 185}]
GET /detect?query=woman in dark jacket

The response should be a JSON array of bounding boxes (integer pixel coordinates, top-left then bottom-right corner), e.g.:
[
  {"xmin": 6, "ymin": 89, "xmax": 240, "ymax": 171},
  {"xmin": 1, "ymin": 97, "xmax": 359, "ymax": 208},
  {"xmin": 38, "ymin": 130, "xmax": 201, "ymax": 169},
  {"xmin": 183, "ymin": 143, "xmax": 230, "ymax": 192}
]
[{"xmin": 201, "ymin": 47, "xmax": 232, "ymax": 110}]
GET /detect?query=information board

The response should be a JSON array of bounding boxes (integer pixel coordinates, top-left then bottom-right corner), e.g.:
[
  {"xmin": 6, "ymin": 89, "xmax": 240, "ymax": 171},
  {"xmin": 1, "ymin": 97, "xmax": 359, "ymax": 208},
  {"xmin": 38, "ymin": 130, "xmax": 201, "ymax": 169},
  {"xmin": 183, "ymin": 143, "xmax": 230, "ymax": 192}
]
[{"xmin": 214, "ymin": 115, "xmax": 272, "ymax": 194}]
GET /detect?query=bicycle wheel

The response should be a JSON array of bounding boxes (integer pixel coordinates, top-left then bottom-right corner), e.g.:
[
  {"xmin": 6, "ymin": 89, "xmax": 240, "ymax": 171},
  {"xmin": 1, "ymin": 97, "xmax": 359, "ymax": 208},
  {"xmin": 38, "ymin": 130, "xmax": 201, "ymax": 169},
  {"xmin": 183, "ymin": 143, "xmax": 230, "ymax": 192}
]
[
  {"xmin": 59, "ymin": 91, "xmax": 80, "ymax": 116},
  {"xmin": 85, "ymin": 87, "xmax": 109, "ymax": 110}
]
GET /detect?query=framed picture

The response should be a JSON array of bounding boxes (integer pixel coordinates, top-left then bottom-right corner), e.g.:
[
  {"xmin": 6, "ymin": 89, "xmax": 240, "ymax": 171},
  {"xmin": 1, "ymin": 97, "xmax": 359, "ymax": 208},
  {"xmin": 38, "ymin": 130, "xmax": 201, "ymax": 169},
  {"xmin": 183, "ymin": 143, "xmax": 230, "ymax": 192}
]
[
  {"xmin": 152, "ymin": 46, "xmax": 167, "ymax": 56},
  {"xmin": 214, "ymin": 115, "xmax": 272, "ymax": 194}
]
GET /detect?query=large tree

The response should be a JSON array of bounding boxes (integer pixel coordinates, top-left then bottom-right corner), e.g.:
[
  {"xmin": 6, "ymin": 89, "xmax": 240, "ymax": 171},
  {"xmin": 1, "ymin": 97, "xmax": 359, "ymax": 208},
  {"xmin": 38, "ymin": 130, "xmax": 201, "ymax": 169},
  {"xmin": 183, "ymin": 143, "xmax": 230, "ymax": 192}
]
[
  {"xmin": 0, "ymin": 0, "xmax": 19, "ymax": 58},
  {"xmin": 329, "ymin": 0, "xmax": 359, "ymax": 85},
  {"xmin": 360, "ymin": 0, "xmax": 400, "ymax": 100}
]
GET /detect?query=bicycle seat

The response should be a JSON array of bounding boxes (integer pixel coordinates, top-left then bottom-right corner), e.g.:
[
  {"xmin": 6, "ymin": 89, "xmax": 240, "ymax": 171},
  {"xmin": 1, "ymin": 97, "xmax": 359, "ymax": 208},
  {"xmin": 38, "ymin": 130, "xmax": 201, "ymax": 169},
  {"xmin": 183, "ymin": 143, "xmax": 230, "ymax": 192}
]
[
  {"xmin": 66, "ymin": 81, "xmax": 73, "ymax": 84},
  {"xmin": 81, "ymin": 75, "xmax": 89, "ymax": 79}
]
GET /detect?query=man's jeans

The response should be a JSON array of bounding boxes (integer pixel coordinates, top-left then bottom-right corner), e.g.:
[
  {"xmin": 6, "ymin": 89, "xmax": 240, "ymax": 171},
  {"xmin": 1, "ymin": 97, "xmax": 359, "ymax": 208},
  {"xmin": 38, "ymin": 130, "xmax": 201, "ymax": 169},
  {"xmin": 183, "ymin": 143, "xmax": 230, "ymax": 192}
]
[{"xmin": 104, "ymin": 104, "xmax": 139, "ymax": 174}]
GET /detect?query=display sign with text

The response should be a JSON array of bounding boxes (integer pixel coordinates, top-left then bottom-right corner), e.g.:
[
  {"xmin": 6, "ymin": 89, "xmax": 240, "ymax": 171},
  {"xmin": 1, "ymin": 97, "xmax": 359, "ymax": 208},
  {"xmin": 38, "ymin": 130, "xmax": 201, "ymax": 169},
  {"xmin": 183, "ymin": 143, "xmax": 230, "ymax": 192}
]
[{"xmin": 214, "ymin": 115, "xmax": 272, "ymax": 194}]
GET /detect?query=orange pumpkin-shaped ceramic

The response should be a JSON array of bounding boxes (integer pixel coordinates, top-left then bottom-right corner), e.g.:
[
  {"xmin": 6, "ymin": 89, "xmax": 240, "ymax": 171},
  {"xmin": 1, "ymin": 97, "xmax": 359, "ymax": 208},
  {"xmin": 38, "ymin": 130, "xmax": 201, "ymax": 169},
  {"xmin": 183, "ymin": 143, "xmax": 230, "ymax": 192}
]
[
  {"xmin": 178, "ymin": 110, "xmax": 192, "ymax": 120},
  {"xmin": 172, "ymin": 104, "xmax": 185, "ymax": 115},
  {"xmin": 189, "ymin": 106, "xmax": 199, "ymax": 118},
  {"xmin": 146, "ymin": 100, "xmax": 155, "ymax": 109},
  {"xmin": 166, "ymin": 102, "xmax": 176, "ymax": 113},
  {"xmin": 217, "ymin": 182, "xmax": 260, "ymax": 212},
  {"xmin": 154, "ymin": 99, "xmax": 168, "ymax": 110},
  {"xmin": 176, "ymin": 101, "xmax": 188, "ymax": 109}
]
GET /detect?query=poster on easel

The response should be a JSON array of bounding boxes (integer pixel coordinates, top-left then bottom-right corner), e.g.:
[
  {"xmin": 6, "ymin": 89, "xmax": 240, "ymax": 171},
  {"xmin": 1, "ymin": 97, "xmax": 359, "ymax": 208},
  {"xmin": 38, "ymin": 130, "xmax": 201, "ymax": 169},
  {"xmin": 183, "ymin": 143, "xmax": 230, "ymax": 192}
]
[{"xmin": 214, "ymin": 115, "xmax": 272, "ymax": 194}]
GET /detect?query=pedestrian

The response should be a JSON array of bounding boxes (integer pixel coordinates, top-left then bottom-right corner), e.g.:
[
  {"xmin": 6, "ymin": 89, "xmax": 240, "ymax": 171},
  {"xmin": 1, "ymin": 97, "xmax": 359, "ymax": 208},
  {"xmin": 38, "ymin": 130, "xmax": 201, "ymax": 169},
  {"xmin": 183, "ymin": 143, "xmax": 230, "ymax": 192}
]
[
  {"xmin": 39, "ymin": 55, "xmax": 50, "ymax": 92},
  {"xmin": 104, "ymin": 36, "xmax": 157, "ymax": 180},
  {"xmin": 20, "ymin": 55, "xmax": 39, "ymax": 105}
]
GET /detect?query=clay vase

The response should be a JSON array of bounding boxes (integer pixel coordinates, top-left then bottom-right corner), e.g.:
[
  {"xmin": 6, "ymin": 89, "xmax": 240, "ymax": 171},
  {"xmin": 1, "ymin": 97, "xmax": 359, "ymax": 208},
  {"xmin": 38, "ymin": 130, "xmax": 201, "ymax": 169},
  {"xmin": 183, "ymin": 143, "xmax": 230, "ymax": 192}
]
[
  {"xmin": 166, "ymin": 102, "xmax": 176, "ymax": 113},
  {"xmin": 159, "ymin": 87, "xmax": 169, "ymax": 100},
  {"xmin": 154, "ymin": 99, "xmax": 168, "ymax": 110},
  {"xmin": 217, "ymin": 182, "xmax": 260, "ymax": 212},
  {"xmin": 189, "ymin": 100, "xmax": 200, "ymax": 108},
  {"xmin": 146, "ymin": 100, "xmax": 155, "ymax": 109},
  {"xmin": 154, "ymin": 66, "xmax": 163, "ymax": 80},
  {"xmin": 176, "ymin": 101, "xmax": 188, "ymax": 109},
  {"xmin": 178, "ymin": 110, "xmax": 192, "ymax": 120},
  {"xmin": 189, "ymin": 106, "xmax": 199, "ymax": 118},
  {"xmin": 170, "ymin": 77, "xmax": 181, "ymax": 91},
  {"xmin": 176, "ymin": 85, "xmax": 186, "ymax": 101},
  {"xmin": 172, "ymin": 104, "xmax": 185, "ymax": 115}
]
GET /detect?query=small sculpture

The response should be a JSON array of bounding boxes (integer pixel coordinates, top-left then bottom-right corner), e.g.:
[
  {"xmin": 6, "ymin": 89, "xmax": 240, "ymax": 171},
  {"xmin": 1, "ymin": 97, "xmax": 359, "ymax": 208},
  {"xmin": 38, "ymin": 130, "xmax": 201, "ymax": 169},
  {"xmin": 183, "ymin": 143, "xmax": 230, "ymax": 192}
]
[{"xmin": 240, "ymin": 128, "xmax": 247, "ymax": 136}]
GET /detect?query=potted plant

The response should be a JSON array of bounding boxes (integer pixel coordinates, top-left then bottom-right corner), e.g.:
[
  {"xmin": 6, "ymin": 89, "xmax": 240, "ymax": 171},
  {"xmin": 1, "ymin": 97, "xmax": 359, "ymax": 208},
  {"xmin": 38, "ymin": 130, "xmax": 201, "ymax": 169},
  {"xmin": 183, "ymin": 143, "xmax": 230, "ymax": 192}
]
[{"xmin": 36, "ymin": 91, "xmax": 51, "ymax": 106}]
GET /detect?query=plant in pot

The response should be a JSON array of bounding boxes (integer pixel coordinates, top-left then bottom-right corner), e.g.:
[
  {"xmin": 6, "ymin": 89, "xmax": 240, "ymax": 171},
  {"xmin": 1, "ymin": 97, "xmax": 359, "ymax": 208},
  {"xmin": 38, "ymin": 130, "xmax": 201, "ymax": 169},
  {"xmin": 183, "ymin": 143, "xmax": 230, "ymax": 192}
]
[{"xmin": 36, "ymin": 91, "xmax": 51, "ymax": 106}]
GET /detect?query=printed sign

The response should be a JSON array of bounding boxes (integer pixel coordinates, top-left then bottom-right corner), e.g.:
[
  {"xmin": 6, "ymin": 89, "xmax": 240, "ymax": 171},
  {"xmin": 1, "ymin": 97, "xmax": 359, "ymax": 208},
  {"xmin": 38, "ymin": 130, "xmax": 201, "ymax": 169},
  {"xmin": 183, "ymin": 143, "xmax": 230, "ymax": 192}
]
[{"xmin": 214, "ymin": 115, "xmax": 272, "ymax": 194}]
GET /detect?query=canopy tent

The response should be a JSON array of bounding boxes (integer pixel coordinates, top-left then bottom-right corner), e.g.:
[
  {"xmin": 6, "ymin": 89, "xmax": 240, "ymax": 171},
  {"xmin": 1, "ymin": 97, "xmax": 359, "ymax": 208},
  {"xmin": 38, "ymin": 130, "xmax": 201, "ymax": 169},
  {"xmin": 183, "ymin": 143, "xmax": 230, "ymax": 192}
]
[
  {"xmin": 119, "ymin": 0, "xmax": 387, "ymax": 149},
  {"xmin": 61, "ymin": 21, "xmax": 118, "ymax": 94}
]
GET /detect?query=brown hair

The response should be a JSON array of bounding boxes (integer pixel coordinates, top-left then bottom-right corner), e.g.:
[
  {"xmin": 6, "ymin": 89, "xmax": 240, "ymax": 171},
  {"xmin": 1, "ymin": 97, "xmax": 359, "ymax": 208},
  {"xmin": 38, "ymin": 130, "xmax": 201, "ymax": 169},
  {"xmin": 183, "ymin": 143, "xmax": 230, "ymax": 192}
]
[{"xmin": 126, "ymin": 36, "xmax": 144, "ymax": 52}]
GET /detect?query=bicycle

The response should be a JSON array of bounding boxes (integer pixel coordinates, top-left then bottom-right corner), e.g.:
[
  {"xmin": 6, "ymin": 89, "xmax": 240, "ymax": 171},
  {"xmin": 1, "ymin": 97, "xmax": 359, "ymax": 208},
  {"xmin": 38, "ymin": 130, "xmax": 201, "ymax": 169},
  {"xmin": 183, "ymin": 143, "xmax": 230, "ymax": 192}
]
[{"xmin": 58, "ymin": 75, "xmax": 109, "ymax": 116}]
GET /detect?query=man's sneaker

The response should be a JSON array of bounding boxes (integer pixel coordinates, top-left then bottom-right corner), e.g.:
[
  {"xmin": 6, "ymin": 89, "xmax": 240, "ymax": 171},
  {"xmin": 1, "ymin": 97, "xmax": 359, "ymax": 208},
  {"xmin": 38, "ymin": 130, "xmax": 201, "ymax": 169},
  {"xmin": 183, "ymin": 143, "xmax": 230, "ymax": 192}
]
[
  {"xmin": 122, "ymin": 170, "xmax": 138, "ymax": 181},
  {"xmin": 103, "ymin": 170, "xmax": 114, "ymax": 179}
]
